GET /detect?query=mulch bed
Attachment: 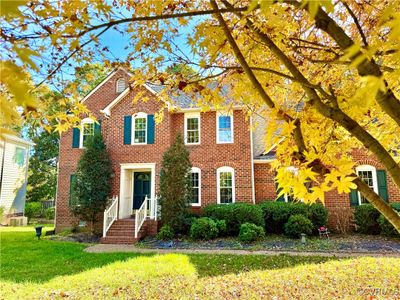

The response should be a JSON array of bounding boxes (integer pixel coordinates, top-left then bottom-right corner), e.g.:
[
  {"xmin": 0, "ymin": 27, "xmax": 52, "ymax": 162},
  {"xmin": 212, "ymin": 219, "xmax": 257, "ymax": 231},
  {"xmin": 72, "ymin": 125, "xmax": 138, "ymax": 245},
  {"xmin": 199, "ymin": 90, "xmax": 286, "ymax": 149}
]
[{"xmin": 138, "ymin": 234, "xmax": 400, "ymax": 253}]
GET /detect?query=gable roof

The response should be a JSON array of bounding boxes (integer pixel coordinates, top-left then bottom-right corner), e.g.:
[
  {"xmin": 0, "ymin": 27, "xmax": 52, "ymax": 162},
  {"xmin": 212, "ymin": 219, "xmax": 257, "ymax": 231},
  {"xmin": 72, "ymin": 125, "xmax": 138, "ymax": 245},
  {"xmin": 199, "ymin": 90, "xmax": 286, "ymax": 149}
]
[{"xmin": 80, "ymin": 67, "xmax": 132, "ymax": 103}]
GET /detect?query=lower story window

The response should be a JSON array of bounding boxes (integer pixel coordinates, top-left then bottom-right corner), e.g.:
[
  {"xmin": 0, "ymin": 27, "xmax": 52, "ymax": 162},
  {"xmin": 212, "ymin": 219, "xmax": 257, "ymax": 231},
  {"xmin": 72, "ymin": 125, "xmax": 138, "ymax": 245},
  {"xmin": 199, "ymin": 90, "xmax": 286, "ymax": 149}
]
[
  {"xmin": 190, "ymin": 168, "xmax": 201, "ymax": 206},
  {"xmin": 357, "ymin": 170, "xmax": 373, "ymax": 204},
  {"xmin": 218, "ymin": 167, "xmax": 235, "ymax": 204}
]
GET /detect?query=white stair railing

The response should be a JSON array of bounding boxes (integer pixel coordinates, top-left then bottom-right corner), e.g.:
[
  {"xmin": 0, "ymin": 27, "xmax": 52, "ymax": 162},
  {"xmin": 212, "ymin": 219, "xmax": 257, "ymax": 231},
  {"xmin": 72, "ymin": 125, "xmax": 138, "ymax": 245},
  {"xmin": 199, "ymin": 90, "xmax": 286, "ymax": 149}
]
[
  {"xmin": 103, "ymin": 195, "xmax": 118, "ymax": 238},
  {"xmin": 135, "ymin": 195, "xmax": 148, "ymax": 238}
]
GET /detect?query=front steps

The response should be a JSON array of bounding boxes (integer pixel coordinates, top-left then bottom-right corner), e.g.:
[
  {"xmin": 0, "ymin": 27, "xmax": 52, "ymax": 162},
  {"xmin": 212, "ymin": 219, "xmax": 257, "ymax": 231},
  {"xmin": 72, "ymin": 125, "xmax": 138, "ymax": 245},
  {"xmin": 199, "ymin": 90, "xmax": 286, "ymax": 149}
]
[{"xmin": 100, "ymin": 218, "xmax": 148, "ymax": 244}]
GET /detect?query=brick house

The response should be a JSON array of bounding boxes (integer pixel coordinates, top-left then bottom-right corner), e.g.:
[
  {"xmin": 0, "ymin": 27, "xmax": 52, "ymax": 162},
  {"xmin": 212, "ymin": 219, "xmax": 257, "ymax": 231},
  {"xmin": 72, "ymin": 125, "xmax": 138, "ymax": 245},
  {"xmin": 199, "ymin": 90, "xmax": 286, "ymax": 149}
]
[{"xmin": 55, "ymin": 68, "xmax": 400, "ymax": 243}]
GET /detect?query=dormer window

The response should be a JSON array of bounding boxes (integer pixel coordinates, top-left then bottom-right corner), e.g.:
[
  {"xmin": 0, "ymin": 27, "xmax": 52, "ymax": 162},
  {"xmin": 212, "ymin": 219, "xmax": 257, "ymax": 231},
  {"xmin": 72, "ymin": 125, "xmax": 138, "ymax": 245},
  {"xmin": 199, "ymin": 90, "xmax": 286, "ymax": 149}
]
[{"xmin": 116, "ymin": 78, "xmax": 126, "ymax": 93}]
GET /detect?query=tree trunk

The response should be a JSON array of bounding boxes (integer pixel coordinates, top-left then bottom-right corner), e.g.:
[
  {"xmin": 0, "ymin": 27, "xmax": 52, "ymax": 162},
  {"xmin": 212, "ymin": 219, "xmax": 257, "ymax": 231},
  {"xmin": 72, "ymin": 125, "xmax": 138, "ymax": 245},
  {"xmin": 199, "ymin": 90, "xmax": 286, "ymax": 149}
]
[{"xmin": 355, "ymin": 177, "xmax": 400, "ymax": 233}]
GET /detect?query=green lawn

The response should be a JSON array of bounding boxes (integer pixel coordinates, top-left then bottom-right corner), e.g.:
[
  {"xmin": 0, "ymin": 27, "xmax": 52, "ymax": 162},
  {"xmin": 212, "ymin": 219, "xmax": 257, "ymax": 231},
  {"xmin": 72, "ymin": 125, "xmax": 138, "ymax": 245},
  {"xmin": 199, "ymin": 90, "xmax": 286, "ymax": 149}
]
[{"xmin": 1, "ymin": 227, "xmax": 399, "ymax": 299}]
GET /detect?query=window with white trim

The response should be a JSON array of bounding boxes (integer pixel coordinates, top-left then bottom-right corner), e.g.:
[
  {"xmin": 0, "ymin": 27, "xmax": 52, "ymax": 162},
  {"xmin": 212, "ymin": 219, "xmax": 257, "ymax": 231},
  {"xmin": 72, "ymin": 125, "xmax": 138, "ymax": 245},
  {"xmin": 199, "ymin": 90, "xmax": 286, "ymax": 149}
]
[
  {"xmin": 184, "ymin": 113, "xmax": 200, "ymax": 144},
  {"xmin": 217, "ymin": 166, "xmax": 235, "ymax": 204},
  {"xmin": 132, "ymin": 112, "xmax": 147, "ymax": 144},
  {"xmin": 217, "ymin": 113, "xmax": 233, "ymax": 143},
  {"xmin": 116, "ymin": 78, "xmax": 126, "ymax": 93},
  {"xmin": 190, "ymin": 167, "xmax": 201, "ymax": 206},
  {"xmin": 356, "ymin": 165, "xmax": 378, "ymax": 205},
  {"xmin": 80, "ymin": 118, "xmax": 94, "ymax": 148}
]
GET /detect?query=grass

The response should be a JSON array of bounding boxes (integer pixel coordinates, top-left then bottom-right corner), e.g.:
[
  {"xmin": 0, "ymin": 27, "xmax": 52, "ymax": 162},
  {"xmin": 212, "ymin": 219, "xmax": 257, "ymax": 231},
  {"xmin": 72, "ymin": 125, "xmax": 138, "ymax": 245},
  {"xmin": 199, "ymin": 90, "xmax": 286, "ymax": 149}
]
[{"xmin": 1, "ymin": 227, "xmax": 399, "ymax": 299}]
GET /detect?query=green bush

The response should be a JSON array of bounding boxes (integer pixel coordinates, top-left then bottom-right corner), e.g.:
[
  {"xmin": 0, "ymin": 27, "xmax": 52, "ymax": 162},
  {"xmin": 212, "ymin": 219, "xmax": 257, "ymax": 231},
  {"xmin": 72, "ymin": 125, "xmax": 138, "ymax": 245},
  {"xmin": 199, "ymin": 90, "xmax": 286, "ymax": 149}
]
[
  {"xmin": 215, "ymin": 220, "xmax": 227, "ymax": 236},
  {"xmin": 308, "ymin": 203, "xmax": 328, "ymax": 228},
  {"xmin": 156, "ymin": 225, "xmax": 174, "ymax": 240},
  {"xmin": 378, "ymin": 204, "xmax": 400, "ymax": 237},
  {"xmin": 190, "ymin": 217, "xmax": 218, "ymax": 240},
  {"xmin": 259, "ymin": 201, "xmax": 325, "ymax": 234},
  {"xmin": 238, "ymin": 223, "xmax": 265, "ymax": 243},
  {"xmin": 354, "ymin": 204, "xmax": 381, "ymax": 234},
  {"xmin": 203, "ymin": 203, "xmax": 264, "ymax": 235},
  {"xmin": 44, "ymin": 207, "xmax": 55, "ymax": 220},
  {"xmin": 284, "ymin": 214, "xmax": 313, "ymax": 238},
  {"xmin": 24, "ymin": 202, "xmax": 42, "ymax": 222}
]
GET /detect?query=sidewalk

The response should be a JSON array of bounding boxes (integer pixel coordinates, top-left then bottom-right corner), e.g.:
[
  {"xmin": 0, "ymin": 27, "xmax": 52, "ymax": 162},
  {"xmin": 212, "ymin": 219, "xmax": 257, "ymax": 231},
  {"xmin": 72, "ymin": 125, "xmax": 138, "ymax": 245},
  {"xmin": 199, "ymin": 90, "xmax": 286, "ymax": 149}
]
[{"xmin": 85, "ymin": 244, "xmax": 400, "ymax": 257}]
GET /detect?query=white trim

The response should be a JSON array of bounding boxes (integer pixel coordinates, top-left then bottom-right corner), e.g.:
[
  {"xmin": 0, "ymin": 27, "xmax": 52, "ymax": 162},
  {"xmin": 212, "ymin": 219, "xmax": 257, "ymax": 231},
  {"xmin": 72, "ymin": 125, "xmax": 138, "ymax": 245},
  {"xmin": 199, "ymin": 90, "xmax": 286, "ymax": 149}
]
[
  {"xmin": 249, "ymin": 115, "xmax": 255, "ymax": 204},
  {"xmin": 355, "ymin": 164, "xmax": 378, "ymax": 205},
  {"xmin": 190, "ymin": 167, "xmax": 201, "ymax": 207},
  {"xmin": 1, "ymin": 134, "xmax": 35, "ymax": 146},
  {"xmin": 116, "ymin": 77, "xmax": 126, "ymax": 93},
  {"xmin": 184, "ymin": 112, "xmax": 201, "ymax": 145},
  {"xmin": 119, "ymin": 163, "xmax": 156, "ymax": 219},
  {"xmin": 217, "ymin": 166, "xmax": 235, "ymax": 204},
  {"xmin": 79, "ymin": 117, "xmax": 95, "ymax": 148},
  {"xmin": 254, "ymin": 159, "xmax": 275, "ymax": 163},
  {"xmin": 131, "ymin": 112, "xmax": 147, "ymax": 145},
  {"xmin": 216, "ymin": 112, "xmax": 234, "ymax": 144},
  {"xmin": 101, "ymin": 88, "xmax": 130, "ymax": 116}
]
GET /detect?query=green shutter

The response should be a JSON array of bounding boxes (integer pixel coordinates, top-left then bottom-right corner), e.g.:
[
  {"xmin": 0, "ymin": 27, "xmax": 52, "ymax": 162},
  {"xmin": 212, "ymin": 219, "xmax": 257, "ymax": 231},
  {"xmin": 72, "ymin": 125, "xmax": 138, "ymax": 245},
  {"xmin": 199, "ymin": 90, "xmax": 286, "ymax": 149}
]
[
  {"xmin": 72, "ymin": 128, "xmax": 80, "ymax": 148},
  {"xmin": 377, "ymin": 169, "xmax": 389, "ymax": 202},
  {"xmin": 275, "ymin": 182, "xmax": 285, "ymax": 202},
  {"xmin": 69, "ymin": 174, "xmax": 77, "ymax": 206},
  {"xmin": 147, "ymin": 114, "xmax": 155, "ymax": 144},
  {"xmin": 123, "ymin": 116, "xmax": 132, "ymax": 145},
  {"xmin": 349, "ymin": 189, "xmax": 359, "ymax": 207},
  {"xmin": 94, "ymin": 120, "xmax": 101, "ymax": 133}
]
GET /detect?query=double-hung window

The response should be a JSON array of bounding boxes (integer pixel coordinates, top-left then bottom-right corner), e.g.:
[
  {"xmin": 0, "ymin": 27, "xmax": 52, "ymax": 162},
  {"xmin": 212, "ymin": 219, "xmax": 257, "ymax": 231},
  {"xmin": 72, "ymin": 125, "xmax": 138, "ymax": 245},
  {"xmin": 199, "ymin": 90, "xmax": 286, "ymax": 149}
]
[
  {"xmin": 184, "ymin": 113, "xmax": 200, "ymax": 144},
  {"xmin": 217, "ymin": 167, "xmax": 235, "ymax": 204},
  {"xmin": 217, "ymin": 113, "xmax": 233, "ymax": 143},
  {"xmin": 132, "ymin": 113, "xmax": 147, "ymax": 144},
  {"xmin": 80, "ymin": 118, "xmax": 94, "ymax": 148},
  {"xmin": 190, "ymin": 167, "xmax": 201, "ymax": 206},
  {"xmin": 356, "ymin": 165, "xmax": 378, "ymax": 205}
]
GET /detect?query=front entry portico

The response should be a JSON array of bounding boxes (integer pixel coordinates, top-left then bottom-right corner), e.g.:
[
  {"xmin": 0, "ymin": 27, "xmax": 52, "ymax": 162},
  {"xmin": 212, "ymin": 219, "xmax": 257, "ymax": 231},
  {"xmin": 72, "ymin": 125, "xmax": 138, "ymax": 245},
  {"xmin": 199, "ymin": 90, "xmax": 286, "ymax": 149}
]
[{"xmin": 119, "ymin": 163, "xmax": 156, "ymax": 219}]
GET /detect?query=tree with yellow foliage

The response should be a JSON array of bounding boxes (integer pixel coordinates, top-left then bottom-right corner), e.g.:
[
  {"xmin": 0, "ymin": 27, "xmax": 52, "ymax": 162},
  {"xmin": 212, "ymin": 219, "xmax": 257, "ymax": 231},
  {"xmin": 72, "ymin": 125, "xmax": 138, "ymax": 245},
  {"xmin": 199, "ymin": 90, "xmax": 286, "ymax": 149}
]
[{"xmin": 1, "ymin": 0, "xmax": 399, "ymax": 231}]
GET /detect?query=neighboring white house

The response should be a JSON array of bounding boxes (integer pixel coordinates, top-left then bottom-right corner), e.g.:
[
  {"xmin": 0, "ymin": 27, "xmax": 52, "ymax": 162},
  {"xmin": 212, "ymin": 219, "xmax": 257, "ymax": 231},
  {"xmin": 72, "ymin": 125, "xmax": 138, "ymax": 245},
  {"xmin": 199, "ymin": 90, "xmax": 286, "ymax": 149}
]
[{"xmin": 0, "ymin": 134, "xmax": 34, "ymax": 225}]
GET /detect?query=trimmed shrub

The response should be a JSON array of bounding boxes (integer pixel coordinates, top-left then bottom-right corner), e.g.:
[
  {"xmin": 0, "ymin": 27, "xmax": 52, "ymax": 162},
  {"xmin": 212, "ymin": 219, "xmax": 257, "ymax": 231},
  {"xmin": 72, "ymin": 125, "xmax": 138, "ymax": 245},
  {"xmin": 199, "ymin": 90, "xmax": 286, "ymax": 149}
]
[
  {"xmin": 216, "ymin": 220, "xmax": 227, "ymax": 236},
  {"xmin": 190, "ymin": 217, "xmax": 218, "ymax": 240},
  {"xmin": 24, "ymin": 202, "xmax": 42, "ymax": 222},
  {"xmin": 258, "ymin": 201, "xmax": 290, "ymax": 233},
  {"xmin": 156, "ymin": 225, "xmax": 174, "ymax": 240},
  {"xmin": 378, "ymin": 204, "xmax": 400, "ymax": 237},
  {"xmin": 203, "ymin": 203, "xmax": 264, "ymax": 235},
  {"xmin": 284, "ymin": 214, "xmax": 313, "ymax": 238},
  {"xmin": 354, "ymin": 204, "xmax": 381, "ymax": 234},
  {"xmin": 238, "ymin": 223, "xmax": 265, "ymax": 243},
  {"xmin": 45, "ymin": 207, "xmax": 55, "ymax": 220},
  {"xmin": 308, "ymin": 203, "xmax": 328, "ymax": 228}
]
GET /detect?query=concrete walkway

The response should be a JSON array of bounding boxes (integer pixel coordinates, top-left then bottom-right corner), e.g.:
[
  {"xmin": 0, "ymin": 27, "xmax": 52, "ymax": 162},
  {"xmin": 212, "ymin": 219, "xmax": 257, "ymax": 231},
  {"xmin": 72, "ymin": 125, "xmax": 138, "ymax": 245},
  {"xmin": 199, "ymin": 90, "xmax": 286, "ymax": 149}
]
[{"xmin": 85, "ymin": 244, "xmax": 400, "ymax": 257}]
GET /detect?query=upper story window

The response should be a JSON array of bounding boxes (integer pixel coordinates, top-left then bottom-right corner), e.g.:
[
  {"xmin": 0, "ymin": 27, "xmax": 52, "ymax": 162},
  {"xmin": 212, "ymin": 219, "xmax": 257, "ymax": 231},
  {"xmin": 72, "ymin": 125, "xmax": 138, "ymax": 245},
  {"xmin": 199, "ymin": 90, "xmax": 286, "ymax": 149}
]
[
  {"xmin": 356, "ymin": 165, "xmax": 378, "ymax": 205},
  {"xmin": 217, "ymin": 112, "xmax": 233, "ymax": 143},
  {"xmin": 184, "ymin": 112, "xmax": 200, "ymax": 145},
  {"xmin": 116, "ymin": 78, "xmax": 126, "ymax": 93},
  {"xmin": 190, "ymin": 167, "xmax": 201, "ymax": 206},
  {"xmin": 80, "ymin": 118, "xmax": 94, "ymax": 148},
  {"xmin": 132, "ymin": 112, "xmax": 147, "ymax": 144},
  {"xmin": 15, "ymin": 147, "xmax": 26, "ymax": 167},
  {"xmin": 217, "ymin": 166, "xmax": 235, "ymax": 204}
]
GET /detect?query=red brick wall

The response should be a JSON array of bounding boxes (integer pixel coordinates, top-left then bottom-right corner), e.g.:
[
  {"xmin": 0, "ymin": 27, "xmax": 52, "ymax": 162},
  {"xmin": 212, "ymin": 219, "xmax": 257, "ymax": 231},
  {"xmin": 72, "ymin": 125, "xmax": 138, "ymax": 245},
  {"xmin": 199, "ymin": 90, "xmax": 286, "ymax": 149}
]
[
  {"xmin": 55, "ymin": 74, "xmax": 253, "ymax": 231},
  {"xmin": 254, "ymin": 163, "xmax": 276, "ymax": 202}
]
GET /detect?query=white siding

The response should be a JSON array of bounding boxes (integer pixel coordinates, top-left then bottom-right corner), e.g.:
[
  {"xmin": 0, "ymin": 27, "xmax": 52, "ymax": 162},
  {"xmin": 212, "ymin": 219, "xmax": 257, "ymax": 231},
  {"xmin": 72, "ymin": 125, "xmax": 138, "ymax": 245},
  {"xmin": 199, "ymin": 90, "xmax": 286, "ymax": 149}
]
[{"xmin": 0, "ymin": 137, "xmax": 31, "ymax": 215}]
